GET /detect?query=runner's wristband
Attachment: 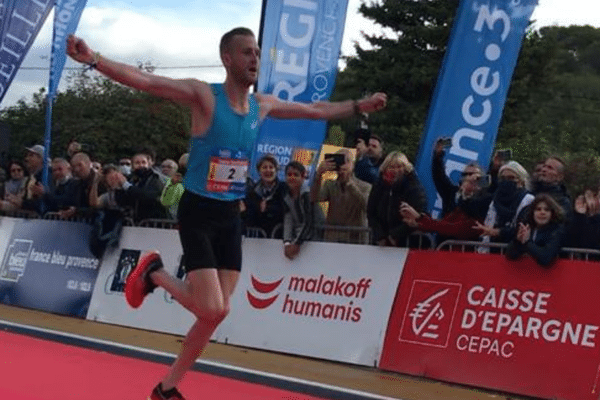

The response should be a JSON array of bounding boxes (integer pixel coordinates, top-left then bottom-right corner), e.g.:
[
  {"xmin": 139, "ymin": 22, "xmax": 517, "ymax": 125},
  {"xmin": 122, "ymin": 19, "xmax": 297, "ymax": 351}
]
[{"xmin": 88, "ymin": 52, "xmax": 100, "ymax": 69}]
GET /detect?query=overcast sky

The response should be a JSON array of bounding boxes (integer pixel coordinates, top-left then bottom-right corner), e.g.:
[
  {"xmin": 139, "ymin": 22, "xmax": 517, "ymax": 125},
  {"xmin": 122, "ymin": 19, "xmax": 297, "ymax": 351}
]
[{"xmin": 1, "ymin": 0, "xmax": 599, "ymax": 108}]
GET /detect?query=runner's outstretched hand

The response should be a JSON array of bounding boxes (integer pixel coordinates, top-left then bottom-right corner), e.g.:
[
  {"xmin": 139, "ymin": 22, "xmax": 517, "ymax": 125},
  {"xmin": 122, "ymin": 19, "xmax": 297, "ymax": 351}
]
[
  {"xmin": 359, "ymin": 93, "xmax": 387, "ymax": 114},
  {"xmin": 66, "ymin": 35, "xmax": 95, "ymax": 65}
]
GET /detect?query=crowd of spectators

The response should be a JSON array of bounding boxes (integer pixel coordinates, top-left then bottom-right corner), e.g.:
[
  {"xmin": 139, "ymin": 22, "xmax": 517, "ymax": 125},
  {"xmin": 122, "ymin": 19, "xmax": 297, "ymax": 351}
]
[{"xmin": 3, "ymin": 133, "xmax": 600, "ymax": 266}]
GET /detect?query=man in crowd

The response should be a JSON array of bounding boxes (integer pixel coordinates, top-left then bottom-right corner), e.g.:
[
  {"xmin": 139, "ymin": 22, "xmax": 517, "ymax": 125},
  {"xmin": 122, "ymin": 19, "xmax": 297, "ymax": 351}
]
[
  {"xmin": 311, "ymin": 149, "xmax": 371, "ymax": 244},
  {"xmin": 532, "ymin": 156, "xmax": 572, "ymax": 221},
  {"xmin": 354, "ymin": 133, "xmax": 384, "ymax": 184},
  {"xmin": 111, "ymin": 152, "xmax": 167, "ymax": 222},
  {"xmin": 19, "ymin": 145, "xmax": 50, "ymax": 215}
]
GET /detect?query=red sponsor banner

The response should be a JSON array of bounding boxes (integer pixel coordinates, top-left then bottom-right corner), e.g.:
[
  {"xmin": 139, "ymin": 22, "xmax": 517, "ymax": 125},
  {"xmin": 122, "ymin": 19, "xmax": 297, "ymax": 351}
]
[{"xmin": 380, "ymin": 250, "xmax": 600, "ymax": 400}]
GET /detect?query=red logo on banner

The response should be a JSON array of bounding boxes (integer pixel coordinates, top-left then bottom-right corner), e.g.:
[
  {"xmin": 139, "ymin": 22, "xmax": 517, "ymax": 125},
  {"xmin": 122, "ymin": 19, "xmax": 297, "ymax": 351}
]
[
  {"xmin": 246, "ymin": 275, "xmax": 283, "ymax": 309},
  {"xmin": 399, "ymin": 280, "xmax": 462, "ymax": 348}
]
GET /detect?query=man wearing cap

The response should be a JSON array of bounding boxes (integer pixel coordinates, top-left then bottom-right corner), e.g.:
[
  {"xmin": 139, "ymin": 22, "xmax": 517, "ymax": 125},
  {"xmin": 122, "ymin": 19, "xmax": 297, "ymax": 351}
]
[{"xmin": 16, "ymin": 145, "xmax": 50, "ymax": 215}]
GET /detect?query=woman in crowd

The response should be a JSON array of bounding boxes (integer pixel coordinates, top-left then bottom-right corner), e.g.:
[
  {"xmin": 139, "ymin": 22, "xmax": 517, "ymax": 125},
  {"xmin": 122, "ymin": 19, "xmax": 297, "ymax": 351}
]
[
  {"xmin": 506, "ymin": 193, "xmax": 565, "ymax": 267},
  {"xmin": 0, "ymin": 160, "xmax": 27, "ymax": 212},
  {"xmin": 367, "ymin": 151, "xmax": 427, "ymax": 247},
  {"xmin": 474, "ymin": 161, "xmax": 534, "ymax": 247},
  {"xmin": 243, "ymin": 154, "xmax": 287, "ymax": 238}
]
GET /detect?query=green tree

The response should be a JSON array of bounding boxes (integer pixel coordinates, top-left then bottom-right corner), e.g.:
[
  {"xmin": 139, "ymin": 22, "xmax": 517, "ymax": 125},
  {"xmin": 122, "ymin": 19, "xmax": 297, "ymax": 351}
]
[{"xmin": 1, "ymin": 66, "xmax": 190, "ymax": 164}]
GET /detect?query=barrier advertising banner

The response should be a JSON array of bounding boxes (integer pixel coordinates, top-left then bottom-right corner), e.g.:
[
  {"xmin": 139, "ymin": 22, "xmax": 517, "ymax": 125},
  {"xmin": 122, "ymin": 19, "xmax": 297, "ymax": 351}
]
[
  {"xmin": 86, "ymin": 226, "xmax": 196, "ymax": 336},
  {"xmin": 253, "ymin": 0, "xmax": 349, "ymax": 181},
  {"xmin": 414, "ymin": 0, "xmax": 537, "ymax": 216},
  {"xmin": 380, "ymin": 251, "xmax": 600, "ymax": 400},
  {"xmin": 214, "ymin": 238, "xmax": 406, "ymax": 366},
  {"xmin": 0, "ymin": 219, "xmax": 100, "ymax": 317}
]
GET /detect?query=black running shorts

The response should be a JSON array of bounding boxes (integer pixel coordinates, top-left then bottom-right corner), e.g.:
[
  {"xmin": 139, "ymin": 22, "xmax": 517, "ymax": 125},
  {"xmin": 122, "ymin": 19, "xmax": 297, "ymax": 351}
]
[{"xmin": 177, "ymin": 190, "xmax": 242, "ymax": 272}]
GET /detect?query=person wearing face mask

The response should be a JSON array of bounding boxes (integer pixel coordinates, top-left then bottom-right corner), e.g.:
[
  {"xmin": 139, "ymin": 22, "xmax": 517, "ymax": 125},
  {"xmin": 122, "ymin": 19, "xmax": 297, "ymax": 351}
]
[
  {"xmin": 243, "ymin": 154, "xmax": 286, "ymax": 238},
  {"xmin": 400, "ymin": 164, "xmax": 492, "ymax": 241},
  {"xmin": 118, "ymin": 158, "xmax": 132, "ymax": 178},
  {"xmin": 367, "ymin": 151, "xmax": 427, "ymax": 247},
  {"xmin": 506, "ymin": 193, "xmax": 565, "ymax": 267},
  {"xmin": 474, "ymin": 161, "xmax": 534, "ymax": 248},
  {"xmin": 111, "ymin": 152, "xmax": 167, "ymax": 222}
]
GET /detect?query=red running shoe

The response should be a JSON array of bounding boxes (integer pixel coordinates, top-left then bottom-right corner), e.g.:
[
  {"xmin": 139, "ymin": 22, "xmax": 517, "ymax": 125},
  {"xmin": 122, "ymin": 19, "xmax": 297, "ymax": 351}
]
[
  {"xmin": 125, "ymin": 251, "xmax": 163, "ymax": 308},
  {"xmin": 148, "ymin": 384, "xmax": 186, "ymax": 400}
]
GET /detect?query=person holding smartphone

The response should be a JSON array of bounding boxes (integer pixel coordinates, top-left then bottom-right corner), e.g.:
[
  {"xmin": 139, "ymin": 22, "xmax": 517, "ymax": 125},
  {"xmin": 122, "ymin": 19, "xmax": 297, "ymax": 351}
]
[{"xmin": 310, "ymin": 149, "xmax": 372, "ymax": 244}]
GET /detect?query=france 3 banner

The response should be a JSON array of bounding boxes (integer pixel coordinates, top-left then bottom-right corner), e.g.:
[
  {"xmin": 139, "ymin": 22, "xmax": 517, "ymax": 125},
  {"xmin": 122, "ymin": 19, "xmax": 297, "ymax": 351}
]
[
  {"xmin": 48, "ymin": 0, "xmax": 88, "ymax": 98},
  {"xmin": 0, "ymin": 0, "xmax": 54, "ymax": 104},
  {"xmin": 414, "ymin": 0, "xmax": 538, "ymax": 216},
  {"xmin": 380, "ymin": 251, "xmax": 600, "ymax": 400},
  {"xmin": 253, "ymin": 0, "xmax": 349, "ymax": 181},
  {"xmin": 0, "ymin": 219, "xmax": 100, "ymax": 318}
]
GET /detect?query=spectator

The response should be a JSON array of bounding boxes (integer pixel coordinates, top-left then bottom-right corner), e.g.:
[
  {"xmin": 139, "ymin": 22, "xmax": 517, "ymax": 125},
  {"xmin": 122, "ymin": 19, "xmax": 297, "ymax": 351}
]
[
  {"xmin": 161, "ymin": 153, "xmax": 188, "ymax": 220},
  {"xmin": 89, "ymin": 164, "xmax": 122, "ymax": 210},
  {"xmin": 400, "ymin": 166, "xmax": 492, "ymax": 241},
  {"xmin": 19, "ymin": 145, "xmax": 50, "ymax": 215},
  {"xmin": 44, "ymin": 158, "xmax": 79, "ymax": 213},
  {"xmin": 91, "ymin": 161, "xmax": 102, "ymax": 174},
  {"xmin": 66, "ymin": 139, "xmax": 82, "ymax": 159},
  {"xmin": 433, "ymin": 138, "xmax": 496, "ymax": 217},
  {"xmin": 367, "ymin": 151, "xmax": 427, "ymax": 247},
  {"xmin": 118, "ymin": 157, "xmax": 132, "ymax": 178},
  {"xmin": 282, "ymin": 161, "xmax": 324, "ymax": 260},
  {"xmin": 354, "ymin": 133, "xmax": 384, "ymax": 184},
  {"xmin": 531, "ymin": 156, "xmax": 572, "ymax": 221},
  {"xmin": 243, "ymin": 154, "xmax": 286, "ymax": 238},
  {"xmin": 70, "ymin": 152, "xmax": 107, "ymax": 218},
  {"xmin": 112, "ymin": 152, "xmax": 167, "ymax": 222},
  {"xmin": 0, "ymin": 160, "xmax": 26, "ymax": 212},
  {"xmin": 506, "ymin": 193, "xmax": 565, "ymax": 267},
  {"xmin": 311, "ymin": 149, "xmax": 371, "ymax": 243},
  {"xmin": 137, "ymin": 146, "xmax": 168, "ymax": 185},
  {"xmin": 474, "ymin": 161, "xmax": 534, "ymax": 246},
  {"xmin": 160, "ymin": 159, "xmax": 178, "ymax": 178},
  {"xmin": 565, "ymin": 190, "xmax": 600, "ymax": 250}
]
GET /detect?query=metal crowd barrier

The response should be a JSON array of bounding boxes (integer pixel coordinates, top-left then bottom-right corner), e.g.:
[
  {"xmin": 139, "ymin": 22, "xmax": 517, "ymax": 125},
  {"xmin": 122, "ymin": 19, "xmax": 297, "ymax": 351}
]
[
  {"xmin": 560, "ymin": 247, "xmax": 600, "ymax": 261},
  {"xmin": 137, "ymin": 218, "xmax": 178, "ymax": 229},
  {"xmin": 436, "ymin": 240, "xmax": 508, "ymax": 254}
]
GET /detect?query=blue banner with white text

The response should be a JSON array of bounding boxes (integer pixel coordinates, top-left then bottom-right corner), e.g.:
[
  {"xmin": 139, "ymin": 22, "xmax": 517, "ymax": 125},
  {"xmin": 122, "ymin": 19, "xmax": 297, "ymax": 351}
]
[
  {"xmin": 0, "ymin": 0, "xmax": 53, "ymax": 105},
  {"xmin": 0, "ymin": 219, "xmax": 100, "ymax": 318},
  {"xmin": 414, "ymin": 0, "xmax": 538, "ymax": 217},
  {"xmin": 48, "ymin": 0, "xmax": 88, "ymax": 97},
  {"xmin": 254, "ymin": 0, "xmax": 349, "ymax": 181}
]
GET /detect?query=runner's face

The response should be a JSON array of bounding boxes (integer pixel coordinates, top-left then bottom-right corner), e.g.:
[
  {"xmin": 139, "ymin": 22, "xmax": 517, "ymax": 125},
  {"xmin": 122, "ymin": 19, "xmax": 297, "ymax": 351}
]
[{"xmin": 226, "ymin": 35, "xmax": 260, "ymax": 85}]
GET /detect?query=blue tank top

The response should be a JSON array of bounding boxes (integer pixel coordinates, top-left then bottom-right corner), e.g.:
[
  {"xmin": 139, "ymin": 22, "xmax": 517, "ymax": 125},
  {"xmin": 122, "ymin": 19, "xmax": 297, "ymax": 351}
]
[{"xmin": 184, "ymin": 83, "xmax": 260, "ymax": 201}]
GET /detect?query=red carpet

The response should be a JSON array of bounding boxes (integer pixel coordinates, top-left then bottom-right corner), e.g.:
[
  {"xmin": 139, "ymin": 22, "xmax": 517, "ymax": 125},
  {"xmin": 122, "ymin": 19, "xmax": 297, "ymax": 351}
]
[{"xmin": 0, "ymin": 330, "xmax": 327, "ymax": 399}]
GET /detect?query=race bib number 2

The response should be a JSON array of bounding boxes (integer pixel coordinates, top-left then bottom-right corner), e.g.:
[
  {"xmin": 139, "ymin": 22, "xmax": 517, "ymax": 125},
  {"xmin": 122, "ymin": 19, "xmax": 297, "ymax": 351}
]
[{"xmin": 206, "ymin": 156, "xmax": 248, "ymax": 194}]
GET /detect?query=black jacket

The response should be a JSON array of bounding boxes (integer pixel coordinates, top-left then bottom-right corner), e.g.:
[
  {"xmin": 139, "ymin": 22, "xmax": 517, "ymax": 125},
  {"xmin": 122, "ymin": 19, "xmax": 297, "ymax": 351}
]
[
  {"xmin": 367, "ymin": 172, "xmax": 427, "ymax": 245},
  {"xmin": 506, "ymin": 222, "xmax": 564, "ymax": 267}
]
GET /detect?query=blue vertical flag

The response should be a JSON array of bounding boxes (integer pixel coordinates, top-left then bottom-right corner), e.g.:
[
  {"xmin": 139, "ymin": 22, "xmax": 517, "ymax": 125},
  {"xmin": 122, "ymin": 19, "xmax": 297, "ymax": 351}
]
[
  {"xmin": 0, "ymin": 0, "xmax": 54, "ymax": 105},
  {"xmin": 414, "ymin": 0, "xmax": 538, "ymax": 217},
  {"xmin": 43, "ymin": 0, "xmax": 88, "ymax": 187},
  {"xmin": 254, "ymin": 0, "xmax": 349, "ymax": 181}
]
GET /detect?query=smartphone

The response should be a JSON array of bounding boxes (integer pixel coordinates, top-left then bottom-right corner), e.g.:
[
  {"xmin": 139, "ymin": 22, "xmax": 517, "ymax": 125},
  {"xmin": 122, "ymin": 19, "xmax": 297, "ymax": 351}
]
[
  {"xmin": 496, "ymin": 149, "xmax": 512, "ymax": 161},
  {"xmin": 325, "ymin": 153, "xmax": 345, "ymax": 170},
  {"xmin": 436, "ymin": 137, "xmax": 452, "ymax": 148}
]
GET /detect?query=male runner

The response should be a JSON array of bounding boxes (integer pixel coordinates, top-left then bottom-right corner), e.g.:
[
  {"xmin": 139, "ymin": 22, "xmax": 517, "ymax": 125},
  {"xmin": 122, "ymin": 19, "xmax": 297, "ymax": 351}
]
[{"xmin": 66, "ymin": 27, "xmax": 387, "ymax": 400}]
